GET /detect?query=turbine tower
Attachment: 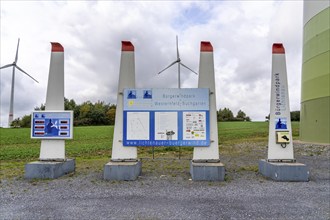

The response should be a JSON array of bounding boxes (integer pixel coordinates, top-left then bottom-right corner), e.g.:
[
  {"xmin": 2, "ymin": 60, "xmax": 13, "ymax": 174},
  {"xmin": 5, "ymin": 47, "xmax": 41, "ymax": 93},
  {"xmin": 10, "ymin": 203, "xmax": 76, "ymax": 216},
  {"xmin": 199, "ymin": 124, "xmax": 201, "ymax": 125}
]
[
  {"xmin": 158, "ymin": 36, "xmax": 198, "ymax": 88},
  {"xmin": 0, "ymin": 38, "xmax": 39, "ymax": 127}
]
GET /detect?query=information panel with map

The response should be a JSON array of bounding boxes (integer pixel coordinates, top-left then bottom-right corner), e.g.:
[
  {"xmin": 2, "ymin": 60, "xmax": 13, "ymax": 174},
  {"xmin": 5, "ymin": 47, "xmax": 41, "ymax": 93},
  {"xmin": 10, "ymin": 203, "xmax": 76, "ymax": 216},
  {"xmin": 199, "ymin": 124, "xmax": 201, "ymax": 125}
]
[{"xmin": 123, "ymin": 88, "xmax": 209, "ymax": 147}]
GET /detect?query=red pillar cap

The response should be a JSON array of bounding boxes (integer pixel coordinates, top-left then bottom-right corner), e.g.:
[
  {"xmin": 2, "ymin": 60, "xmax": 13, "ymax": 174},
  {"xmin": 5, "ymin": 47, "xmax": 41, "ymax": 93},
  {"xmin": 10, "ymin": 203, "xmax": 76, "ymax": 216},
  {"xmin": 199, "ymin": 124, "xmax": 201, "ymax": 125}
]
[
  {"xmin": 51, "ymin": 42, "xmax": 64, "ymax": 52},
  {"xmin": 122, "ymin": 41, "xmax": 134, "ymax": 51},
  {"xmin": 272, "ymin": 43, "xmax": 285, "ymax": 54},
  {"xmin": 201, "ymin": 41, "xmax": 213, "ymax": 52}
]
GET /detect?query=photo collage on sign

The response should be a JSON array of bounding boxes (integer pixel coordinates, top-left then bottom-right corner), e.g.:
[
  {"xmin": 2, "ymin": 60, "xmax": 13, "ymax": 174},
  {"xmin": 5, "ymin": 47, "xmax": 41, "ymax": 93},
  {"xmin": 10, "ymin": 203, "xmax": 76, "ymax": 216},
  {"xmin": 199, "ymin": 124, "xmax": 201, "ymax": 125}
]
[{"xmin": 183, "ymin": 112, "xmax": 206, "ymax": 140}]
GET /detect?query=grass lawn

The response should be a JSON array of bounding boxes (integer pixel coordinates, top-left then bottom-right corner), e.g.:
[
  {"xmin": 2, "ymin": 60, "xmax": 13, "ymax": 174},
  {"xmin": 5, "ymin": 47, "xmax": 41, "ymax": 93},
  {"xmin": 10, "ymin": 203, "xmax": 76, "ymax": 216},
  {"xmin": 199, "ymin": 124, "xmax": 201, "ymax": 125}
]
[{"xmin": 0, "ymin": 121, "xmax": 300, "ymax": 178}]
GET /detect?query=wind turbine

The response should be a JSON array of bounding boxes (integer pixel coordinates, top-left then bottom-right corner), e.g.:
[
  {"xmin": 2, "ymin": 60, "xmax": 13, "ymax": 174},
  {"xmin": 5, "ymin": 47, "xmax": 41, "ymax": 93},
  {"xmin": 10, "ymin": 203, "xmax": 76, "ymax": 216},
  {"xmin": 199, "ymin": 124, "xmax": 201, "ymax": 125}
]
[
  {"xmin": 0, "ymin": 38, "xmax": 39, "ymax": 127},
  {"xmin": 157, "ymin": 36, "xmax": 198, "ymax": 88}
]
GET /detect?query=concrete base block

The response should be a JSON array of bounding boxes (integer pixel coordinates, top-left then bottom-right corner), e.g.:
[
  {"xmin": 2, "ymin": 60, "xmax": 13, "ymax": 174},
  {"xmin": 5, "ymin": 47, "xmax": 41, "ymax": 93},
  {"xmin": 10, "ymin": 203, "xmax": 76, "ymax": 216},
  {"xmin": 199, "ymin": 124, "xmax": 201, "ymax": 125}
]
[
  {"xmin": 258, "ymin": 159, "xmax": 309, "ymax": 182},
  {"xmin": 190, "ymin": 161, "xmax": 225, "ymax": 181},
  {"xmin": 25, "ymin": 159, "xmax": 75, "ymax": 179},
  {"xmin": 103, "ymin": 160, "xmax": 142, "ymax": 181}
]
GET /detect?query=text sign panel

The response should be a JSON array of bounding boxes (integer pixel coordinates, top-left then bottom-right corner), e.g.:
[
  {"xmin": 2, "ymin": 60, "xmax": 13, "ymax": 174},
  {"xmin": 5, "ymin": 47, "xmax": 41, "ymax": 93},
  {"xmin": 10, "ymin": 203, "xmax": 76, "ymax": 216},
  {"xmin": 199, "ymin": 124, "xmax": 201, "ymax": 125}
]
[
  {"xmin": 123, "ymin": 88, "xmax": 210, "ymax": 147},
  {"xmin": 31, "ymin": 111, "xmax": 73, "ymax": 139}
]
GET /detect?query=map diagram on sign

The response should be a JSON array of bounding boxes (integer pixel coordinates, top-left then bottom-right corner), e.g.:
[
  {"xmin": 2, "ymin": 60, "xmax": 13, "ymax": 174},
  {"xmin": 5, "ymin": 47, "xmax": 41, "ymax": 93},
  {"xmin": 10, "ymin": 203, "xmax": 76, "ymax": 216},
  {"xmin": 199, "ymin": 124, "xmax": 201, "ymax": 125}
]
[
  {"xmin": 183, "ymin": 112, "xmax": 206, "ymax": 140},
  {"xmin": 127, "ymin": 112, "xmax": 149, "ymax": 140}
]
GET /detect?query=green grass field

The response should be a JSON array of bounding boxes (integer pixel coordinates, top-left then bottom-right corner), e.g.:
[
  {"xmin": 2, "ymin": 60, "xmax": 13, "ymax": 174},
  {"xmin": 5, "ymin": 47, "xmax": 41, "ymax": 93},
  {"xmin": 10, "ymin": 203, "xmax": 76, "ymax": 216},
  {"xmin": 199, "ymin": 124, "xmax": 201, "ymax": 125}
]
[{"xmin": 0, "ymin": 122, "xmax": 300, "ymax": 178}]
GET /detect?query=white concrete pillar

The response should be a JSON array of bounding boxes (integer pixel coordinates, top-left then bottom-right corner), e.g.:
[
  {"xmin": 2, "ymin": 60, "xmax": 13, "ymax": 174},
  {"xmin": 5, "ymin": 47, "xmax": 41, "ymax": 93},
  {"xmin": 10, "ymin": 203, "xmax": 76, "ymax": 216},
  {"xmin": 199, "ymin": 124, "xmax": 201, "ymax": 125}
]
[
  {"xmin": 40, "ymin": 43, "xmax": 65, "ymax": 160},
  {"xmin": 193, "ymin": 42, "xmax": 219, "ymax": 161},
  {"xmin": 111, "ymin": 41, "xmax": 137, "ymax": 160},
  {"xmin": 267, "ymin": 43, "xmax": 294, "ymax": 160}
]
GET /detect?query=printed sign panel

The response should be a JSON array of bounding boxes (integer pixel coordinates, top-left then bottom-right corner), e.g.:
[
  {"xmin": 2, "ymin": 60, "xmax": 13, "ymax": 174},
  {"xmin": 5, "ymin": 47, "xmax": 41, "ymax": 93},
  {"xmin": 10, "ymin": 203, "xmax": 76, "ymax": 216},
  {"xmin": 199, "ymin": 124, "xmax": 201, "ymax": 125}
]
[
  {"xmin": 183, "ymin": 112, "xmax": 207, "ymax": 140},
  {"xmin": 123, "ymin": 88, "xmax": 210, "ymax": 147},
  {"xmin": 31, "ymin": 111, "xmax": 73, "ymax": 139},
  {"xmin": 276, "ymin": 131, "xmax": 290, "ymax": 144},
  {"xmin": 126, "ymin": 112, "xmax": 150, "ymax": 140},
  {"xmin": 275, "ymin": 117, "xmax": 288, "ymax": 129},
  {"xmin": 273, "ymin": 72, "xmax": 288, "ymax": 116},
  {"xmin": 155, "ymin": 112, "xmax": 178, "ymax": 140}
]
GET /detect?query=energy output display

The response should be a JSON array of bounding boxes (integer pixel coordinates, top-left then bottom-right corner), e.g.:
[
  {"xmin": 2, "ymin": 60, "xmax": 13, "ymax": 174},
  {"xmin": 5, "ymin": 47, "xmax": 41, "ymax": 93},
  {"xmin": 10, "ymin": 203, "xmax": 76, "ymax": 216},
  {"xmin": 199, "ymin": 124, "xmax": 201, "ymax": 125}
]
[
  {"xmin": 31, "ymin": 111, "xmax": 73, "ymax": 139},
  {"xmin": 123, "ymin": 88, "xmax": 210, "ymax": 147}
]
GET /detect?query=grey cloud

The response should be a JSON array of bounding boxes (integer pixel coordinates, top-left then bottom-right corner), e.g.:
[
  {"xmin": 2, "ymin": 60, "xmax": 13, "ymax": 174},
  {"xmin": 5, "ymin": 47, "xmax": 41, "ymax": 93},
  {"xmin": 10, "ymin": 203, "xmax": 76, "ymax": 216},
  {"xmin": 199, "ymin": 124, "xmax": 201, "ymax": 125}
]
[{"xmin": 1, "ymin": 1, "xmax": 304, "ymax": 125}]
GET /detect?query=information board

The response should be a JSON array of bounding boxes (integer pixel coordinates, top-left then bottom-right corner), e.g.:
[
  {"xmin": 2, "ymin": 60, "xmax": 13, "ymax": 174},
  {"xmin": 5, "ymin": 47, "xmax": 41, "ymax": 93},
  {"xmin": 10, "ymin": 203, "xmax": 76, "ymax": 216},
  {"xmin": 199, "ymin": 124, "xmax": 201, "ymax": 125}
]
[
  {"xmin": 31, "ymin": 111, "xmax": 73, "ymax": 139},
  {"xmin": 123, "ymin": 88, "xmax": 210, "ymax": 146}
]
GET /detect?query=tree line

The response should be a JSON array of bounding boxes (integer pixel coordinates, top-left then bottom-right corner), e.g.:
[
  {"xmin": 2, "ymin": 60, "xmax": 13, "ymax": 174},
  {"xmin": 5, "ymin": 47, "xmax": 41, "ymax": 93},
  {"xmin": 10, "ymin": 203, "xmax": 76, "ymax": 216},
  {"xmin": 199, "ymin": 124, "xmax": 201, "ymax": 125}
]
[
  {"xmin": 11, "ymin": 97, "xmax": 299, "ymax": 128},
  {"xmin": 11, "ymin": 100, "xmax": 253, "ymax": 128},
  {"xmin": 11, "ymin": 98, "xmax": 116, "ymax": 128},
  {"xmin": 217, "ymin": 108, "xmax": 251, "ymax": 122}
]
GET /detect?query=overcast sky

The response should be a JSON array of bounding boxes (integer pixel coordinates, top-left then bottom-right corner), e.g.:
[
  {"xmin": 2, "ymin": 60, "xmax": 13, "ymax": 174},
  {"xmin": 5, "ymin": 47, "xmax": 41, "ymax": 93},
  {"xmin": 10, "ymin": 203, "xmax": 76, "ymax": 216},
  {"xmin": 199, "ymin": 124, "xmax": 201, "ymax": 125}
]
[{"xmin": 0, "ymin": 1, "xmax": 303, "ymax": 126}]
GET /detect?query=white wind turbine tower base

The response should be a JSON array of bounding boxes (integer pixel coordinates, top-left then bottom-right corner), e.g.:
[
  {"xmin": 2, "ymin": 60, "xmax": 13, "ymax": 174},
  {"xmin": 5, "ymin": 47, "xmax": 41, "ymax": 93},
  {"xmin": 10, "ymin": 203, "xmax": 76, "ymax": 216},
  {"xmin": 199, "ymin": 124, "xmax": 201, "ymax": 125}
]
[
  {"xmin": 0, "ymin": 38, "xmax": 39, "ymax": 127},
  {"xmin": 158, "ymin": 36, "xmax": 198, "ymax": 88}
]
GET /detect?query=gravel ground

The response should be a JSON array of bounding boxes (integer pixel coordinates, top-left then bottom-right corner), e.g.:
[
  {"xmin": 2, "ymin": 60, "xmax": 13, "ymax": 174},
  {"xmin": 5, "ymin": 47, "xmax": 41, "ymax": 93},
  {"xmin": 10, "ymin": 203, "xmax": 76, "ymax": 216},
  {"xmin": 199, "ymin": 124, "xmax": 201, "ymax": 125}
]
[{"xmin": 1, "ymin": 142, "xmax": 329, "ymax": 220}]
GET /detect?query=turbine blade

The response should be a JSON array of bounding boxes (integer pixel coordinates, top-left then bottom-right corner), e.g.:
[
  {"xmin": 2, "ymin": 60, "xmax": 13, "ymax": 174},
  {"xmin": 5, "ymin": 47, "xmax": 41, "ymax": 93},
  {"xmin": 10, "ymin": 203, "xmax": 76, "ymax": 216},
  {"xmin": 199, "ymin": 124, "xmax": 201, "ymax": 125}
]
[
  {"xmin": 15, "ymin": 38, "xmax": 20, "ymax": 63},
  {"xmin": 0, "ymin": 64, "xmax": 14, "ymax": 70},
  {"xmin": 180, "ymin": 62, "xmax": 198, "ymax": 75},
  {"xmin": 176, "ymin": 35, "xmax": 180, "ymax": 60},
  {"xmin": 178, "ymin": 59, "xmax": 181, "ymax": 88},
  {"xmin": 15, "ymin": 65, "xmax": 39, "ymax": 83},
  {"xmin": 158, "ymin": 60, "xmax": 178, "ymax": 75}
]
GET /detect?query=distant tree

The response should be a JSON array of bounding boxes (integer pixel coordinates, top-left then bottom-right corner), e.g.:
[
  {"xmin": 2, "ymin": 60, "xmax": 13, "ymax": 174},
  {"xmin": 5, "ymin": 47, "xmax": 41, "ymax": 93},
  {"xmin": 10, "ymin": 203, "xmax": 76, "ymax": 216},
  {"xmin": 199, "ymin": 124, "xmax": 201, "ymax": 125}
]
[
  {"xmin": 79, "ymin": 101, "xmax": 92, "ymax": 119},
  {"xmin": 74, "ymin": 118, "xmax": 93, "ymax": 126},
  {"xmin": 218, "ymin": 108, "xmax": 234, "ymax": 121},
  {"xmin": 290, "ymin": 111, "xmax": 300, "ymax": 121},
  {"xmin": 106, "ymin": 108, "xmax": 116, "ymax": 125},
  {"xmin": 35, "ymin": 103, "xmax": 45, "ymax": 110},
  {"xmin": 236, "ymin": 110, "xmax": 249, "ymax": 121},
  {"xmin": 35, "ymin": 97, "xmax": 76, "ymax": 111},
  {"xmin": 73, "ymin": 104, "xmax": 81, "ymax": 120},
  {"xmin": 20, "ymin": 115, "xmax": 31, "ymax": 127},
  {"xmin": 92, "ymin": 101, "xmax": 109, "ymax": 125},
  {"xmin": 236, "ymin": 110, "xmax": 246, "ymax": 119},
  {"xmin": 11, "ymin": 118, "xmax": 21, "ymax": 128},
  {"xmin": 218, "ymin": 108, "xmax": 251, "ymax": 122},
  {"xmin": 65, "ymin": 98, "xmax": 76, "ymax": 111},
  {"xmin": 11, "ymin": 115, "xmax": 31, "ymax": 128}
]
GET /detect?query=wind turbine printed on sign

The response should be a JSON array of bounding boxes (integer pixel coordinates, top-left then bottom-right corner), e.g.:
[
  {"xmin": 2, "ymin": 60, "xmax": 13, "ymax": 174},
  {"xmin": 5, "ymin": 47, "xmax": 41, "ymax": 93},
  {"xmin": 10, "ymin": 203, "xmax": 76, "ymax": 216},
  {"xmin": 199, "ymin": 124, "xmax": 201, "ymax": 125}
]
[
  {"xmin": 0, "ymin": 38, "xmax": 39, "ymax": 127},
  {"xmin": 157, "ymin": 36, "xmax": 198, "ymax": 89}
]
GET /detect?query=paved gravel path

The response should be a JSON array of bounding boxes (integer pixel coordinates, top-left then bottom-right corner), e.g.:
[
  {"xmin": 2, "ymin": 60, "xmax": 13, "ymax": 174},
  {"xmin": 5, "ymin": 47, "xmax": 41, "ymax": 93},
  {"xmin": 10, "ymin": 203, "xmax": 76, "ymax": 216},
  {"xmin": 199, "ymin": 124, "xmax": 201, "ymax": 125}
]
[{"xmin": 1, "ymin": 143, "xmax": 329, "ymax": 220}]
